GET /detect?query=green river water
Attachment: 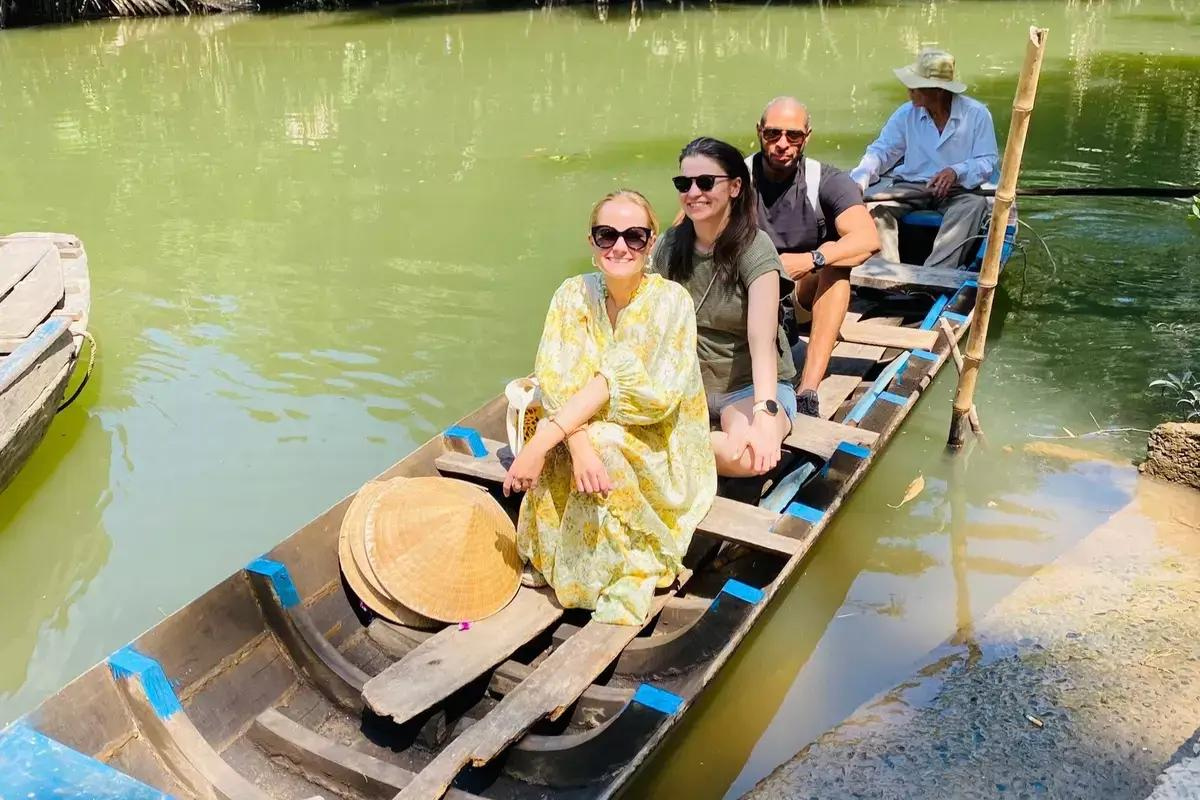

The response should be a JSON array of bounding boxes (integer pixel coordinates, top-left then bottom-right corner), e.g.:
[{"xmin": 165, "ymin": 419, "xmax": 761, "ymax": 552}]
[{"xmin": 1, "ymin": 1, "xmax": 1198, "ymax": 796}]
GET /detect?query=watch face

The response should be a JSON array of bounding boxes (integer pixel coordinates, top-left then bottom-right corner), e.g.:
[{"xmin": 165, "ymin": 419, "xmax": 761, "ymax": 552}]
[{"xmin": 765, "ymin": 399, "xmax": 779, "ymax": 414}]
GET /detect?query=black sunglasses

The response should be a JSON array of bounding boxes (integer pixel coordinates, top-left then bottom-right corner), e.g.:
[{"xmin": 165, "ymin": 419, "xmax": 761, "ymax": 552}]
[
  {"xmin": 591, "ymin": 225, "xmax": 653, "ymax": 252},
  {"xmin": 672, "ymin": 174, "xmax": 732, "ymax": 193},
  {"xmin": 761, "ymin": 127, "xmax": 810, "ymax": 144}
]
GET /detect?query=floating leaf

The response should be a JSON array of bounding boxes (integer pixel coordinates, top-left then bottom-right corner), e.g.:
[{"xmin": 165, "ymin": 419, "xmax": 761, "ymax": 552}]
[{"xmin": 888, "ymin": 475, "xmax": 925, "ymax": 509}]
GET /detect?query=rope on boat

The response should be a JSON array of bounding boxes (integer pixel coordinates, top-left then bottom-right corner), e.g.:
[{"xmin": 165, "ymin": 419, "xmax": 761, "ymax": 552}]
[{"xmin": 58, "ymin": 330, "xmax": 97, "ymax": 412}]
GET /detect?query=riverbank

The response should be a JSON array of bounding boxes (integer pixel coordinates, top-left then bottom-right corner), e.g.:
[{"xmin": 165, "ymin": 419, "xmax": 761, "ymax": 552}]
[{"xmin": 745, "ymin": 475, "xmax": 1200, "ymax": 799}]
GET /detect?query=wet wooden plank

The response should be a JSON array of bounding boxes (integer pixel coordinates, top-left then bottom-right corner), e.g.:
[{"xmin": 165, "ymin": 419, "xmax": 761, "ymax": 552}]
[
  {"xmin": 0, "ymin": 240, "xmax": 51, "ymax": 298},
  {"xmin": 783, "ymin": 414, "xmax": 879, "ymax": 459},
  {"xmin": 838, "ymin": 321, "xmax": 938, "ymax": 351},
  {"xmin": 0, "ymin": 243, "xmax": 63, "ymax": 340},
  {"xmin": 392, "ymin": 581, "xmax": 686, "ymax": 800},
  {"xmin": 363, "ymin": 588, "xmax": 563, "ymax": 725},
  {"xmin": 434, "ymin": 439, "xmax": 799, "ymax": 557},
  {"xmin": 851, "ymin": 256, "xmax": 970, "ymax": 292}
]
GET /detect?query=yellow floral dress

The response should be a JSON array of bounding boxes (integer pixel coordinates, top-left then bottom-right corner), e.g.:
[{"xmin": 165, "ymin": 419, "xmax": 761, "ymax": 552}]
[{"xmin": 517, "ymin": 272, "xmax": 717, "ymax": 626}]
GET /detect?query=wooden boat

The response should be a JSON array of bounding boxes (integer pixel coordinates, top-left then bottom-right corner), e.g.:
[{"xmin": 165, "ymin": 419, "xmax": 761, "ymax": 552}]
[
  {"xmin": 0, "ymin": 210, "xmax": 1016, "ymax": 799},
  {"xmin": 0, "ymin": 232, "xmax": 91, "ymax": 493}
]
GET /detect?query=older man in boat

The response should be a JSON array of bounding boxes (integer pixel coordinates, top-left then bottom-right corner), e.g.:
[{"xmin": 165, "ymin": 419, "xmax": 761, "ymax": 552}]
[
  {"xmin": 849, "ymin": 48, "xmax": 999, "ymax": 269},
  {"xmin": 747, "ymin": 97, "xmax": 880, "ymax": 418}
]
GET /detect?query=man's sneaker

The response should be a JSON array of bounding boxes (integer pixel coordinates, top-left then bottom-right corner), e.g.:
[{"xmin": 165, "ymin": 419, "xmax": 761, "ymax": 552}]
[{"xmin": 796, "ymin": 389, "xmax": 821, "ymax": 418}]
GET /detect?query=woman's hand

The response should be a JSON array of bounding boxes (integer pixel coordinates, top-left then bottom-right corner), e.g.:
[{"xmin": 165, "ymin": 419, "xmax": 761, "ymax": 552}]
[
  {"xmin": 503, "ymin": 444, "xmax": 548, "ymax": 497},
  {"xmin": 745, "ymin": 413, "xmax": 782, "ymax": 475},
  {"xmin": 568, "ymin": 434, "xmax": 612, "ymax": 495}
]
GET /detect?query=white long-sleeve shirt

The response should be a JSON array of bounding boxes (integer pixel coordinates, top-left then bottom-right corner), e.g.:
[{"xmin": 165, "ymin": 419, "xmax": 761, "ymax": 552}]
[{"xmin": 850, "ymin": 94, "xmax": 999, "ymax": 190}]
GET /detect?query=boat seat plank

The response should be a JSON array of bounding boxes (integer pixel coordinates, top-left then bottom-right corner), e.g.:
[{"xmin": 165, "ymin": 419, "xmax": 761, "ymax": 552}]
[
  {"xmin": 0, "ymin": 244, "xmax": 63, "ymax": 340},
  {"xmin": 250, "ymin": 708, "xmax": 482, "ymax": 799},
  {"xmin": 838, "ymin": 321, "xmax": 938, "ymax": 351},
  {"xmin": 801, "ymin": 317, "xmax": 902, "ymax": 418},
  {"xmin": 363, "ymin": 588, "xmax": 563, "ymax": 725},
  {"xmin": 391, "ymin": 583, "xmax": 684, "ymax": 800},
  {"xmin": 851, "ymin": 256, "xmax": 971, "ymax": 292},
  {"xmin": 0, "ymin": 240, "xmax": 51, "ymax": 298},
  {"xmin": 783, "ymin": 415, "xmax": 879, "ymax": 459},
  {"xmin": 434, "ymin": 441, "xmax": 798, "ymax": 557}
]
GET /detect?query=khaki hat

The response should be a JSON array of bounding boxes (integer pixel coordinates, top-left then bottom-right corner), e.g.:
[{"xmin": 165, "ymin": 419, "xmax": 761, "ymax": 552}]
[
  {"xmin": 893, "ymin": 48, "xmax": 967, "ymax": 94},
  {"xmin": 338, "ymin": 480, "xmax": 439, "ymax": 629},
  {"xmin": 363, "ymin": 477, "xmax": 521, "ymax": 623}
]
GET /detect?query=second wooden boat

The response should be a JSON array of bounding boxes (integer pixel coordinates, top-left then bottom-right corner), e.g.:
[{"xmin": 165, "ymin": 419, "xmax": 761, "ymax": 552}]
[
  {"xmin": 0, "ymin": 210, "xmax": 1015, "ymax": 799},
  {"xmin": 0, "ymin": 232, "xmax": 91, "ymax": 493}
]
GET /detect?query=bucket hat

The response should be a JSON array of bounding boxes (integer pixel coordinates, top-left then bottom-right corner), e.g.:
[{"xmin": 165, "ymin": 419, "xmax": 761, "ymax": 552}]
[{"xmin": 893, "ymin": 48, "xmax": 967, "ymax": 94}]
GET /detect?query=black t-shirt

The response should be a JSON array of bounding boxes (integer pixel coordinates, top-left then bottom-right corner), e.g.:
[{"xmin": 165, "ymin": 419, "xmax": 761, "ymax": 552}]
[{"xmin": 750, "ymin": 153, "xmax": 864, "ymax": 253}]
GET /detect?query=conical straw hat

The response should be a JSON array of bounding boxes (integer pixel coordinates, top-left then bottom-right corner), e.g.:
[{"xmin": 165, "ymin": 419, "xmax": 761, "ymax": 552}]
[
  {"xmin": 363, "ymin": 477, "xmax": 521, "ymax": 623},
  {"xmin": 338, "ymin": 479, "xmax": 439, "ymax": 629}
]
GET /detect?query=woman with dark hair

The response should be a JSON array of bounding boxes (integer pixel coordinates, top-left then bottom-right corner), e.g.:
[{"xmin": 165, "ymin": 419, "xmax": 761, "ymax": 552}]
[{"xmin": 650, "ymin": 137, "xmax": 796, "ymax": 477}]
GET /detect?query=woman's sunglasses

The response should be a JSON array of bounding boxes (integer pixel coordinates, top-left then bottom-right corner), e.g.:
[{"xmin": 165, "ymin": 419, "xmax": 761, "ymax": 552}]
[
  {"xmin": 761, "ymin": 127, "xmax": 810, "ymax": 145},
  {"xmin": 672, "ymin": 174, "xmax": 731, "ymax": 193},
  {"xmin": 591, "ymin": 225, "xmax": 653, "ymax": 252}
]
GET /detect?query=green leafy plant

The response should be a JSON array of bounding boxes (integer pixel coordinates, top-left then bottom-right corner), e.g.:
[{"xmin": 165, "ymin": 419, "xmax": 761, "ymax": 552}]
[
  {"xmin": 1191, "ymin": 195, "xmax": 1200, "ymax": 223},
  {"xmin": 1149, "ymin": 371, "xmax": 1200, "ymax": 421}
]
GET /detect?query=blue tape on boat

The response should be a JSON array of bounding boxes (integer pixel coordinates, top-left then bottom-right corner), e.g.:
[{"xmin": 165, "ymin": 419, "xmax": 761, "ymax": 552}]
[
  {"xmin": 911, "ymin": 349, "xmax": 938, "ymax": 362},
  {"xmin": 444, "ymin": 426, "xmax": 487, "ymax": 457},
  {"xmin": 0, "ymin": 317, "xmax": 70, "ymax": 392},
  {"xmin": 877, "ymin": 351, "xmax": 911, "ymax": 387},
  {"xmin": 0, "ymin": 723, "xmax": 173, "ymax": 799},
  {"xmin": 245, "ymin": 558, "xmax": 301, "ymax": 608},
  {"xmin": 785, "ymin": 502, "xmax": 824, "ymax": 524},
  {"xmin": 942, "ymin": 312, "xmax": 969, "ymax": 324},
  {"xmin": 720, "ymin": 579, "xmax": 765, "ymax": 605},
  {"xmin": 108, "ymin": 647, "xmax": 182, "ymax": 719},
  {"xmin": 835, "ymin": 441, "xmax": 871, "ymax": 459},
  {"xmin": 632, "ymin": 684, "xmax": 684, "ymax": 715},
  {"xmin": 919, "ymin": 295, "xmax": 950, "ymax": 330},
  {"xmin": 963, "ymin": 279, "xmax": 979, "ymax": 288},
  {"xmin": 878, "ymin": 391, "xmax": 907, "ymax": 406}
]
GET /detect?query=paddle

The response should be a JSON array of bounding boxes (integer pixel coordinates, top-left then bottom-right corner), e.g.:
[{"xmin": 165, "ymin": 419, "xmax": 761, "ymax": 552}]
[{"xmin": 866, "ymin": 185, "xmax": 1200, "ymax": 202}]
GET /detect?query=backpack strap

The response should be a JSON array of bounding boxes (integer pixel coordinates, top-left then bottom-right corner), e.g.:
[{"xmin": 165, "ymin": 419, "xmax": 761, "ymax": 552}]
[{"xmin": 804, "ymin": 157, "xmax": 826, "ymax": 242}]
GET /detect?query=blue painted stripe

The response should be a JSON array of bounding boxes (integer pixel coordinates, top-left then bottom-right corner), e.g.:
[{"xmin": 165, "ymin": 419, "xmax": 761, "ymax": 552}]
[
  {"xmin": 245, "ymin": 558, "xmax": 301, "ymax": 608},
  {"xmin": 785, "ymin": 502, "xmax": 824, "ymax": 524},
  {"xmin": 835, "ymin": 441, "xmax": 871, "ymax": 459},
  {"xmin": 942, "ymin": 312, "xmax": 969, "ymax": 324},
  {"xmin": 444, "ymin": 426, "xmax": 487, "ymax": 457},
  {"xmin": 919, "ymin": 295, "xmax": 950, "ymax": 330},
  {"xmin": 878, "ymin": 391, "xmax": 908, "ymax": 406},
  {"xmin": 633, "ymin": 684, "xmax": 684, "ymax": 715},
  {"xmin": 720, "ymin": 579, "xmax": 765, "ymax": 605},
  {"xmin": 0, "ymin": 723, "xmax": 173, "ymax": 799},
  {"xmin": 873, "ymin": 352, "xmax": 911, "ymax": 391},
  {"xmin": 911, "ymin": 349, "xmax": 938, "ymax": 362},
  {"xmin": 963, "ymin": 279, "xmax": 979, "ymax": 289},
  {"xmin": 0, "ymin": 317, "xmax": 70, "ymax": 392},
  {"xmin": 108, "ymin": 648, "xmax": 182, "ymax": 719},
  {"xmin": 845, "ymin": 391, "xmax": 876, "ymax": 424}
]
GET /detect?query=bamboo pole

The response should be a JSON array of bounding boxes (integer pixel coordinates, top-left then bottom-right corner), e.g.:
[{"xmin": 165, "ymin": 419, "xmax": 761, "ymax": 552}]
[{"xmin": 948, "ymin": 26, "xmax": 1048, "ymax": 450}]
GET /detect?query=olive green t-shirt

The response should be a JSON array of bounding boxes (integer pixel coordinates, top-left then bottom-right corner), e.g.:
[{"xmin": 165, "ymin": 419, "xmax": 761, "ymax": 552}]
[{"xmin": 650, "ymin": 227, "xmax": 796, "ymax": 399}]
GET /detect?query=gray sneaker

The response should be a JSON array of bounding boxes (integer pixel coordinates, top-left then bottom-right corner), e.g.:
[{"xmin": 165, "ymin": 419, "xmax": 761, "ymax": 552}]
[{"xmin": 796, "ymin": 389, "xmax": 821, "ymax": 418}]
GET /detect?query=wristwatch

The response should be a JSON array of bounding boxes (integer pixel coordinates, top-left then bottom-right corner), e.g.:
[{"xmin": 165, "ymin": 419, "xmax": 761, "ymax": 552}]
[
  {"xmin": 753, "ymin": 399, "xmax": 780, "ymax": 416},
  {"xmin": 810, "ymin": 250, "xmax": 827, "ymax": 272}
]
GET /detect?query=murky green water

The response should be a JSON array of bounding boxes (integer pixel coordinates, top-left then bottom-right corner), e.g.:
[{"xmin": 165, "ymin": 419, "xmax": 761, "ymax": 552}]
[{"xmin": 1, "ymin": 0, "xmax": 1197, "ymax": 796}]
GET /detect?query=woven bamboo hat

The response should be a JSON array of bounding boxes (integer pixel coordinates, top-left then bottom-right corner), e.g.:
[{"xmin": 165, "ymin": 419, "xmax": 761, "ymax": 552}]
[
  {"xmin": 338, "ymin": 480, "xmax": 439, "ymax": 629},
  {"xmin": 363, "ymin": 477, "xmax": 521, "ymax": 623},
  {"xmin": 893, "ymin": 48, "xmax": 967, "ymax": 94}
]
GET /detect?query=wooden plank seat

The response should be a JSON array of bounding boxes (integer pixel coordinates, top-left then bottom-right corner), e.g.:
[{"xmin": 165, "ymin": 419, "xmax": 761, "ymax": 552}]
[
  {"xmin": 391, "ymin": 582, "xmax": 686, "ymax": 800},
  {"xmin": 363, "ymin": 588, "xmax": 564, "ymax": 726},
  {"xmin": 434, "ymin": 437, "xmax": 800, "ymax": 558},
  {"xmin": 851, "ymin": 256, "xmax": 972, "ymax": 292},
  {"xmin": 782, "ymin": 414, "xmax": 879, "ymax": 459},
  {"xmin": 0, "ymin": 242, "xmax": 63, "ymax": 342},
  {"xmin": 837, "ymin": 320, "xmax": 938, "ymax": 351}
]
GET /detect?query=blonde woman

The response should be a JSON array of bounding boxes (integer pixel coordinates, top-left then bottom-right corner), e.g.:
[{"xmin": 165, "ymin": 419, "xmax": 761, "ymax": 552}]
[{"xmin": 502, "ymin": 190, "xmax": 716, "ymax": 626}]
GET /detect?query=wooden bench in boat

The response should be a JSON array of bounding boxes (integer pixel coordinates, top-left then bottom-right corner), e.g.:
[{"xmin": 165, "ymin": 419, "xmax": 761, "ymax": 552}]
[
  {"xmin": 850, "ymin": 256, "xmax": 972, "ymax": 292},
  {"xmin": 435, "ymin": 437, "xmax": 800, "ymax": 557}
]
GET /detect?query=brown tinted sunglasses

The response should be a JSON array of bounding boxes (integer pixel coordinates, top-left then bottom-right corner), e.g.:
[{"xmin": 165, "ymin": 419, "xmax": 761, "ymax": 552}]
[{"xmin": 761, "ymin": 127, "xmax": 810, "ymax": 144}]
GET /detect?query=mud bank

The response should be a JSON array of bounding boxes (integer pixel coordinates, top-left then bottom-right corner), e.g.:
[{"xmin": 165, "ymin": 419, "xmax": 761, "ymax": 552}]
[{"xmin": 746, "ymin": 477, "xmax": 1200, "ymax": 800}]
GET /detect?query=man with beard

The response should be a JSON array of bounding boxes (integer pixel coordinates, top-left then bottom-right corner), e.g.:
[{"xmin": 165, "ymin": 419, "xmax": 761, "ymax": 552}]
[{"xmin": 747, "ymin": 96, "xmax": 880, "ymax": 418}]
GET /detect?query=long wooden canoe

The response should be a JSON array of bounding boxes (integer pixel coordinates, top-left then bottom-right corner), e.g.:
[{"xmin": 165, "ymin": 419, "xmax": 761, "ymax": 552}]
[
  {"xmin": 0, "ymin": 232, "xmax": 91, "ymax": 493},
  {"xmin": 0, "ymin": 212, "xmax": 1016, "ymax": 799}
]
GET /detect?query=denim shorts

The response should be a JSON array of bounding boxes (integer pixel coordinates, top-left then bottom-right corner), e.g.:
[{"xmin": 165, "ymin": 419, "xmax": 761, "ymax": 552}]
[{"xmin": 709, "ymin": 382, "xmax": 798, "ymax": 423}]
